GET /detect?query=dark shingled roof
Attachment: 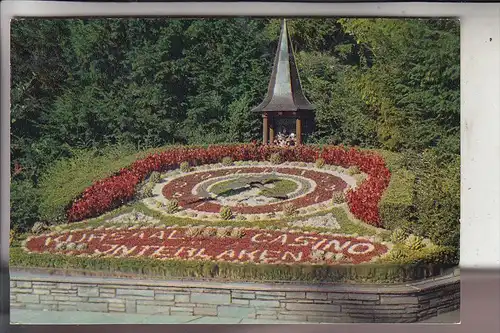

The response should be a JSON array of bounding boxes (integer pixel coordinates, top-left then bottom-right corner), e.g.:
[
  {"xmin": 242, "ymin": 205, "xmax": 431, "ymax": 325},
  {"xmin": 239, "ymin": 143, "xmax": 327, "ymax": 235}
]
[{"xmin": 252, "ymin": 19, "xmax": 314, "ymax": 113}]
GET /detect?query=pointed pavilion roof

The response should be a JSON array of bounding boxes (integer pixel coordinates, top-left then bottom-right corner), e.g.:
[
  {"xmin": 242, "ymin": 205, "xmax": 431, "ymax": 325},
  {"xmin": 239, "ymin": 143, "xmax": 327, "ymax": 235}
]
[{"xmin": 252, "ymin": 19, "xmax": 314, "ymax": 113}]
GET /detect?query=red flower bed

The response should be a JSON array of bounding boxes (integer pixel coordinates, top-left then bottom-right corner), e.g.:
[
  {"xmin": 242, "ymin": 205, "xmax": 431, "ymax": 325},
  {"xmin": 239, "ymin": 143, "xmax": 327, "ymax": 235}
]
[
  {"xmin": 25, "ymin": 227, "xmax": 388, "ymax": 265},
  {"xmin": 67, "ymin": 144, "xmax": 391, "ymax": 227},
  {"xmin": 320, "ymin": 147, "xmax": 391, "ymax": 227},
  {"xmin": 162, "ymin": 167, "xmax": 347, "ymax": 214}
]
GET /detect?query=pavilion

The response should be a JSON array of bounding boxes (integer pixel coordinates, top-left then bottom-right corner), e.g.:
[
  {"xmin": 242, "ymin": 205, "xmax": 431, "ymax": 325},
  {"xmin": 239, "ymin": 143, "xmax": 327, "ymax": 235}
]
[{"xmin": 251, "ymin": 19, "xmax": 315, "ymax": 145}]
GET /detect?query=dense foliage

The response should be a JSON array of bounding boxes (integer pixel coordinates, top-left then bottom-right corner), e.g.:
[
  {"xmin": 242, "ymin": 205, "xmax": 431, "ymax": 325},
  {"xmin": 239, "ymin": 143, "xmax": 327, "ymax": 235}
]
[{"xmin": 10, "ymin": 18, "xmax": 460, "ymax": 250}]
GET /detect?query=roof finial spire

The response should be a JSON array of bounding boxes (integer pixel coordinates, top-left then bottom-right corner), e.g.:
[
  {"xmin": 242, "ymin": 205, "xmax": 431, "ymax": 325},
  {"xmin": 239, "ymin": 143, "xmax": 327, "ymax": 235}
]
[{"xmin": 251, "ymin": 18, "xmax": 314, "ymax": 113}]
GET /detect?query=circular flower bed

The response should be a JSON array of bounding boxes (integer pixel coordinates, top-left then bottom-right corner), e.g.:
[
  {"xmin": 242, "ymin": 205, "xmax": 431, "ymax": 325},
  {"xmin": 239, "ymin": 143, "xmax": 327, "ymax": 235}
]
[
  {"xmin": 160, "ymin": 166, "xmax": 347, "ymax": 215},
  {"xmin": 67, "ymin": 144, "xmax": 391, "ymax": 227},
  {"xmin": 24, "ymin": 226, "xmax": 390, "ymax": 265}
]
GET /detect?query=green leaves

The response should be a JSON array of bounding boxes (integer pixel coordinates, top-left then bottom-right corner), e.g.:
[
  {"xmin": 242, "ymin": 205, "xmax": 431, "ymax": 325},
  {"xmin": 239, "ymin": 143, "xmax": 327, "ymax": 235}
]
[{"xmin": 336, "ymin": 18, "xmax": 460, "ymax": 152}]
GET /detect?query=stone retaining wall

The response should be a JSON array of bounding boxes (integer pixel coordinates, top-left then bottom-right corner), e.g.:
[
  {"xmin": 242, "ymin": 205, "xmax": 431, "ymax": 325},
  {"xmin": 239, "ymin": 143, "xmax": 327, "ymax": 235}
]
[{"xmin": 10, "ymin": 269, "xmax": 460, "ymax": 323}]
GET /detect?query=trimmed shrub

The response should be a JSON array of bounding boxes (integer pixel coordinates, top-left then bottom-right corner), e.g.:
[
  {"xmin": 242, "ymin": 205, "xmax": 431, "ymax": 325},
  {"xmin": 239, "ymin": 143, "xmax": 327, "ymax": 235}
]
[
  {"xmin": 230, "ymin": 228, "xmax": 246, "ymax": 238},
  {"xmin": 310, "ymin": 250, "xmax": 327, "ymax": 262},
  {"xmin": 405, "ymin": 235, "xmax": 425, "ymax": 251},
  {"xmin": 165, "ymin": 199, "xmax": 179, "ymax": 214},
  {"xmin": 220, "ymin": 206, "xmax": 233, "ymax": 220},
  {"xmin": 66, "ymin": 242, "xmax": 76, "ymax": 250},
  {"xmin": 390, "ymin": 228, "xmax": 407, "ymax": 244},
  {"xmin": 140, "ymin": 182, "xmax": 155, "ymax": 199},
  {"xmin": 149, "ymin": 171, "xmax": 161, "ymax": 183},
  {"xmin": 315, "ymin": 158, "xmax": 326, "ymax": 169},
  {"xmin": 269, "ymin": 153, "xmax": 282, "ymax": 165},
  {"xmin": 388, "ymin": 248, "xmax": 408, "ymax": 261},
  {"xmin": 369, "ymin": 149, "xmax": 404, "ymax": 172},
  {"xmin": 282, "ymin": 203, "xmax": 298, "ymax": 216},
  {"xmin": 221, "ymin": 156, "xmax": 233, "ymax": 166},
  {"xmin": 31, "ymin": 222, "xmax": 48, "ymax": 235},
  {"xmin": 378, "ymin": 169, "xmax": 415, "ymax": 231},
  {"xmin": 347, "ymin": 165, "xmax": 360, "ymax": 175},
  {"xmin": 76, "ymin": 243, "xmax": 88, "ymax": 250},
  {"xmin": 179, "ymin": 161, "xmax": 191, "ymax": 172},
  {"xmin": 55, "ymin": 243, "xmax": 67, "ymax": 250},
  {"xmin": 332, "ymin": 191, "xmax": 346, "ymax": 204},
  {"xmin": 215, "ymin": 227, "xmax": 232, "ymax": 238}
]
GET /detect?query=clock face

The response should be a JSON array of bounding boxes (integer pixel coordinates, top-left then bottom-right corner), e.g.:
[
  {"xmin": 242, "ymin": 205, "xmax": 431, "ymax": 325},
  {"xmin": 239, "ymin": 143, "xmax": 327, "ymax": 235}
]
[{"xmin": 158, "ymin": 165, "xmax": 347, "ymax": 216}]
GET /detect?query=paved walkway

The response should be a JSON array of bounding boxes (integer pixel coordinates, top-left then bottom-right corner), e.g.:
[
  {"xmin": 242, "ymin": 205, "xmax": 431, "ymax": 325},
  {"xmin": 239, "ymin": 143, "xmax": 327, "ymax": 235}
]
[
  {"xmin": 420, "ymin": 310, "xmax": 460, "ymax": 323},
  {"xmin": 10, "ymin": 308, "xmax": 459, "ymax": 325}
]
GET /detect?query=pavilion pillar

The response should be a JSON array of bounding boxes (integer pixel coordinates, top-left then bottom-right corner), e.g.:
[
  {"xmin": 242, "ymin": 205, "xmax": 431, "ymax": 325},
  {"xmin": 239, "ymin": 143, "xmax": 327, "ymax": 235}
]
[
  {"xmin": 296, "ymin": 117, "xmax": 302, "ymax": 145},
  {"xmin": 263, "ymin": 113, "xmax": 269, "ymax": 145},
  {"xmin": 269, "ymin": 118, "xmax": 275, "ymax": 145}
]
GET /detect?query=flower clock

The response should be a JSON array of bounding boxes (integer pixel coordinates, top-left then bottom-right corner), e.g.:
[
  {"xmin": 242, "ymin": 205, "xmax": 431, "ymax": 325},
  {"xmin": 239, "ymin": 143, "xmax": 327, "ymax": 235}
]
[{"xmin": 25, "ymin": 144, "xmax": 431, "ymax": 274}]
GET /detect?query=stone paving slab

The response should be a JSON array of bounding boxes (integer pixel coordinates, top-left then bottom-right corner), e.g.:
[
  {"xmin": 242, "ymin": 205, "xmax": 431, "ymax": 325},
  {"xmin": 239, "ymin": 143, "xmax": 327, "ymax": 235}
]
[
  {"xmin": 420, "ymin": 310, "xmax": 460, "ymax": 323},
  {"xmin": 9, "ymin": 309, "xmax": 311, "ymax": 325},
  {"xmin": 9, "ymin": 308, "xmax": 459, "ymax": 325}
]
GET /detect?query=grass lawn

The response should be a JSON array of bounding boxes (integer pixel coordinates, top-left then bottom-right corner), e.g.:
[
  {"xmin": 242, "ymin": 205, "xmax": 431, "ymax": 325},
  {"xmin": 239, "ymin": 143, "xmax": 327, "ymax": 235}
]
[{"xmin": 210, "ymin": 176, "xmax": 299, "ymax": 198}]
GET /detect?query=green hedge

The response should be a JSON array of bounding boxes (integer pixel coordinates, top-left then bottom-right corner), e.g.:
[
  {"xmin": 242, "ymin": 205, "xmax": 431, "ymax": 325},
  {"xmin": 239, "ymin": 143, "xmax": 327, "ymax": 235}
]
[
  {"xmin": 36, "ymin": 143, "xmax": 256, "ymax": 225},
  {"xmin": 9, "ymin": 247, "xmax": 455, "ymax": 284},
  {"xmin": 369, "ymin": 149, "xmax": 405, "ymax": 172},
  {"xmin": 37, "ymin": 145, "xmax": 140, "ymax": 224},
  {"xmin": 411, "ymin": 152, "xmax": 460, "ymax": 248},
  {"xmin": 379, "ymin": 169, "xmax": 416, "ymax": 231}
]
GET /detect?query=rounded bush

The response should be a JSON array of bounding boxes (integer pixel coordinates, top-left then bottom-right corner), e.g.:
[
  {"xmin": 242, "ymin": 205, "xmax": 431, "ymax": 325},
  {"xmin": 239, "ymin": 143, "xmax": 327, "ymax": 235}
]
[
  {"xmin": 282, "ymin": 203, "xmax": 298, "ymax": 216},
  {"xmin": 230, "ymin": 227, "xmax": 245, "ymax": 238},
  {"xmin": 390, "ymin": 228, "xmax": 407, "ymax": 244},
  {"xmin": 140, "ymin": 182, "xmax": 155, "ymax": 199},
  {"xmin": 332, "ymin": 191, "xmax": 346, "ymax": 205},
  {"xmin": 179, "ymin": 161, "xmax": 191, "ymax": 173},
  {"xmin": 405, "ymin": 235, "xmax": 425, "ymax": 251},
  {"xmin": 269, "ymin": 153, "xmax": 282, "ymax": 165},
  {"xmin": 31, "ymin": 222, "xmax": 48, "ymax": 235},
  {"xmin": 216, "ymin": 227, "xmax": 232, "ymax": 238},
  {"xmin": 219, "ymin": 206, "xmax": 233, "ymax": 220},
  {"xmin": 315, "ymin": 158, "xmax": 326, "ymax": 169},
  {"xmin": 165, "ymin": 199, "xmax": 179, "ymax": 214},
  {"xmin": 221, "ymin": 156, "xmax": 233, "ymax": 166},
  {"xmin": 389, "ymin": 248, "xmax": 408, "ymax": 261},
  {"xmin": 149, "ymin": 171, "xmax": 161, "ymax": 183},
  {"xmin": 347, "ymin": 165, "xmax": 361, "ymax": 176}
]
